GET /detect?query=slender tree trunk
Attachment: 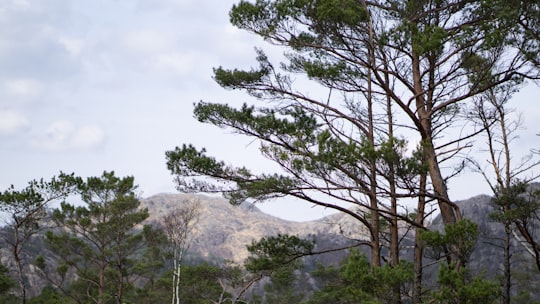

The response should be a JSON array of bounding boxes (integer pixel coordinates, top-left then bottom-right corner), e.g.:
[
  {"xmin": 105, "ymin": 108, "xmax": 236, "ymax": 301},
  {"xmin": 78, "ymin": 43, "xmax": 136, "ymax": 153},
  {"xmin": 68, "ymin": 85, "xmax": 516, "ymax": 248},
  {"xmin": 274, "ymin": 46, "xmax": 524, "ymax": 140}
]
[
  {"xmin": 502, "ymin": 222, "xmax": 512, "ymax": 304},
  {"xmin": 386, "ymin": 66, "xmax": 400, "ymax": 303},
  {"xmin": 172, "ymin": 250, "xmax": 178, "ymax": 304},
  {"xmin": 413, "ymin": 173, "xmax": 427, "ymax": 304},
  {"xmin": 367, "ymin": 68, "xmax": 380, "ymax": 268},
  {"xmin": 13, "ymin": 226, "xmax": 26, "ymax": 304},
  {"xmin": 176, "ymin": 263, "xmax": 181, "ymax": 304},
  {"xmin": 388, "ymin": 145, "xmax": 400, "ymax": 304},
  {"xmin": 358, "ymin": 0, "xmax": 380, "ymax": 268},
  {"xmin": 116, "ymin": 264, "xmax": 124, "ymax": 304},
  {"xmin": 423, "ymin": 139, "xmax": 459, "ymax": 225},
  {"xmin": 115, "ymin": 233, "xmax": 125, "ymax": 304},
  {"xmin": 409, "ymin": 19, "xmax": 459, "ymax": 228},
  {"xmin": 389, "ymin": 184, "xmax": 399, "ymax": 268},
  {"xmin": 413, "ymin": 60, "xmax": 459, "ymax": 226},
  {"xmin": 172, "ymin": 246, "xmax": 182, "ymax": 304},
  {"xmin": 365, "ymin": 61, "xmax": 380, "ymax": 267},
  {"xmin": 98, "ymin": 258, "xmax": 105, "ymax": 304}
]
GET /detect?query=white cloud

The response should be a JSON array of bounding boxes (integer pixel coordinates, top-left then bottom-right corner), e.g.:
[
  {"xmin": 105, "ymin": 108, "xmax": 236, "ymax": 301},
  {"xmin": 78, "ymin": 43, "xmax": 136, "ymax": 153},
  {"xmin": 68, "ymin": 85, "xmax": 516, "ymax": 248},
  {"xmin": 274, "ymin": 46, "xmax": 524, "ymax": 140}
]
[
  {"xmin": 32, "ymin": 120, "xmax": 105, "ymax": 151},
  {"xmin": 151, "ymin": 52, "xmax": 199, "ymax": 75},
  {"xmin": 0, "ymin": 0, "xmax": 32, "ymax": 11},
  {"xmin": 0, "ymin": 110, "xmax": 29, "ymax": 135},
  {"xmin": 124, "ymin": 30, "xmax": 172, "ymax": 54},
  {"xmin": 4, "ymin": 78, "xmax": 42, "ymax": 99},
  {"xmin": 58, "ymin": 37, "xmax": 84, "ymax": 57},
  {"xmin": 71, "ymin": 125, "xmax": 105, "ymax": 149},
  {"xmin": 33, "ymin": 120, "xmax": 74, "ymax": 150}
]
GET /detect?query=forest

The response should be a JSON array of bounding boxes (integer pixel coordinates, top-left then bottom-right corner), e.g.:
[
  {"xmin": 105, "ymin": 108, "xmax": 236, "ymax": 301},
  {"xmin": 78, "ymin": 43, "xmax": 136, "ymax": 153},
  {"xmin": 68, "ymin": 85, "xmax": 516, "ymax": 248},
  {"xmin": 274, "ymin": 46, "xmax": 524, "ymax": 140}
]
[{"xmin": 2, "ymin": 0, "xmax": 540, "ymax": 303}]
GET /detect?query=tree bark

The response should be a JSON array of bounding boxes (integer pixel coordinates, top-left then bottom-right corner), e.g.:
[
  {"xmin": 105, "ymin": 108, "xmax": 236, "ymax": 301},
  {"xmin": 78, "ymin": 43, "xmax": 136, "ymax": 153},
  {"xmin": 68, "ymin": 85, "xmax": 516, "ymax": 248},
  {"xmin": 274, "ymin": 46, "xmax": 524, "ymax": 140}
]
[
  {"xmin": 410, "ymin": 19, "xmax": 459, "ymax": 226},
  {"xmin": 364, "ymin": 1, "xmax": 380, "ymax": 267},
  {"xmin": 413, "ymin": 173, "xmax": 427, "ymax": 304},
  {"xmin": 13, "ymin": 225, "xmax": 26, "ymax": 304},
  {"xmin": 502, "ymin": 222, "xmax": 512, "ymax": 304}
]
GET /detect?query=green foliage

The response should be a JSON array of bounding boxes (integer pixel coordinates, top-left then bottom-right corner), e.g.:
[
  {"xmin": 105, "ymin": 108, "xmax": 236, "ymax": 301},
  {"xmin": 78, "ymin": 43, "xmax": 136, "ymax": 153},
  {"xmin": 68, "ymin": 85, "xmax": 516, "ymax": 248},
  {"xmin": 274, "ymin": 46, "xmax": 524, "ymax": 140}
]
[
  {"xmin": 0, "ymin": 172, "xmax": 80, "ymax": 217},
  {"xmin": 413, "ymin": 24, "xmax": 448, "ymax": 56},
  {"xmin": 245, "ymin": 234, "xmax": 314, "ymax": 274},
  {"xmin": 133, "ymin": 225, "xmax": 169, "ymax": 276},
  {"xmin": 213, "ymin": 48, "xmax": 274, "ymax": 97},
  {"xmin": 136, "ymin": 263, "xmax": 240, "ymax": 304},
  {"xmin": 230, "ymin": 0, "xmax": 368, "ymax": 37},
  {"xmin": 313, "ymin": 0, "xmax": 368, "ymax": 26},
  {"xmin": 431, "ymin": 263, "xmax": 500, "ymax": 304},
  {"xmin": 166, "ymin": 144, "xmax": 229, "ymax": 179},
  {"xmin": 193, "ymin": 101, "xmax": 319, "ymax": 141},
  {"xmin": 306, "ymin": 249, "xmax": 413, "ymax": 303},
  {"xmin": 45, "ymin": 171, "xmax": 150, "ymax": 303},
  {"xmin": 166, "ymin": 142, "xmax": 301, "ymax": 204},
  {"xmin": 460, "ymin": 51, "xmax": 495, "ymax": 89},
  {"xmin": 166, "ymin": 0, "xmax": 540, "ymax": 302},
  {"xmin": 27, "ymin": 286, "xmax": 70, "ymax": 304},
  {"xmin": 286, "ymin": 56, "xmax": 353, "ymax": 82},
  {"xmin": 0, "ymin": 264, "xmax": 14, "ymax": 296},
  {"xmin": 421, "ymin": 218, "xmax": 500, "ymax": 303},
  {"xmin": 259, "ymin": 267, "xmax": 304, "ymax": 304},
  {"xmin": 167, "ymin": 103, "xmax": 421, "ymax": 207},
  {"xmin": 0, "ymin": 294, "xmax": 17, "ymax": 304},
  {"xmin": 180, "ymin": 263, "xmax": 234, "ymax": 304},
  {"xmin": 0, "ymin": 172, "xmax": 80, "ymax": 303},
  {"xmin": 421, "ymin": 219, "xmax": 479, "ymax": 267},
  {"xmin": 245, "ymin": 234, "xmax": 315, "ymax": 303},
  {"xmin": 491, "ymin": 181, "xmax": 540, "ymax": 224}
]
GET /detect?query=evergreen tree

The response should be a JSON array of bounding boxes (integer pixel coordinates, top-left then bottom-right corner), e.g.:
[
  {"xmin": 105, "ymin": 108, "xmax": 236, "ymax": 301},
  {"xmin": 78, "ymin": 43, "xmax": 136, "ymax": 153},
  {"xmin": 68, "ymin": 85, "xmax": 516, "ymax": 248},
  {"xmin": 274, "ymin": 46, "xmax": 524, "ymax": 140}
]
[
  {"xmin": 27, "ymin": 286, "xmax": 70, "ymax": 304},
  {"xmin": 0, "ymin": 173, "xmax": 79, "ymax": 304},
  {"xmin": 166, "ymin": 0, "xmax": 538, "ymax": 274},
  {"xmin": 422, "ymin": 219, "xmax": 501, "ymax": 303},
  {"xmin": 306, "ymin": 249, "xmax": 413, "ymax": 304},
  {"xmin": 0, "ymin": 263, "xmax": 15, "ymax": 304},
  {"xmin": 45, "ymin": 171, "xmax": 149, "ymax": 304},
  {"xmin": 243, "ymin": 234, "xmax": 314, "ymax": 303},
  {"xmin": 137, "ymin": 263, "xmax": 241, "ymax": 304}
]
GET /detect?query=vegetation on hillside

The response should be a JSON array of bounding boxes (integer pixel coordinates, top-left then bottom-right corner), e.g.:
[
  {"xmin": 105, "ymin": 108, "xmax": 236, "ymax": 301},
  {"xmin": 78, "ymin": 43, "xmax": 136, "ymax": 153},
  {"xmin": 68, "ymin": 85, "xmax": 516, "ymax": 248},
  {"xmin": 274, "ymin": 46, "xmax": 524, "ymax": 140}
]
[{"xmin": 2, "ymin": 0, "xmax": 540, "ymax": 303}]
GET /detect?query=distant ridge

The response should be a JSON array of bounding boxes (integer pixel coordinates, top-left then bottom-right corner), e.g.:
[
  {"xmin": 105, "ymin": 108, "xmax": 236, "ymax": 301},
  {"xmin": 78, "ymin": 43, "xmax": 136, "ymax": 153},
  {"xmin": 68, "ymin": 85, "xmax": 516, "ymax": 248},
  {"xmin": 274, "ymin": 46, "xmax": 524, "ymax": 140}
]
[
  {"xmin": 141, "ymin": 193, "xmax": 370, "ymax": 264},
  {"xmin": 3, "ymin": 190, "xmax": 540, "ymax": 299}
]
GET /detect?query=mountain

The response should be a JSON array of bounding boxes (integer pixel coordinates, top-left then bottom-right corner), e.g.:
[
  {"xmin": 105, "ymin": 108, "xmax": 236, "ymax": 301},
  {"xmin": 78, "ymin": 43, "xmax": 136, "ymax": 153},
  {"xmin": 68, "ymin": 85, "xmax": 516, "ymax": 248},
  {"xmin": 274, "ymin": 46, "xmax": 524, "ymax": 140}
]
[
  {"xmin": 141, "ymin": 193, "xmax": 370, "ymax": 264},
  {"xmin": 2, "ymin": 190, "xmax": 540, "ymax": 299},
  {"xmin": 425, "ymin": 193, "xmax": 540, "ymax": 298}
]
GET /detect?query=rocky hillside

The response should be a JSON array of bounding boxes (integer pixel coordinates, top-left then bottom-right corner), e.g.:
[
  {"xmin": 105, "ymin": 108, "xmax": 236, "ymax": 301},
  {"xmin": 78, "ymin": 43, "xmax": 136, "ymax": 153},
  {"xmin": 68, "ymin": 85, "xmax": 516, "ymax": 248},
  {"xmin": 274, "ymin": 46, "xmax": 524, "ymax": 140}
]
[
  {"xmin": 2, "ymin": 190, "xmax": 540, "ymax": 299},
  {"xmin": 425, "ymin": 193, "xmax": 540, "ymax": 297},
  {"xmin": 141, "ymin": 193, "xmax": 371, "ymax": 264}
]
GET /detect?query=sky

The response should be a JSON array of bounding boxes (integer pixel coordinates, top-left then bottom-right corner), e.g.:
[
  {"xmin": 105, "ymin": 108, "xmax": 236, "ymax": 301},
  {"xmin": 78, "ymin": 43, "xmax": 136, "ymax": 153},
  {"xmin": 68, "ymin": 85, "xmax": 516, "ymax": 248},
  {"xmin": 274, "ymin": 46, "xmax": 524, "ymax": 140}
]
[{"xmin": 1, "ymin": 0, "xmax": 539, "ymax": 222}]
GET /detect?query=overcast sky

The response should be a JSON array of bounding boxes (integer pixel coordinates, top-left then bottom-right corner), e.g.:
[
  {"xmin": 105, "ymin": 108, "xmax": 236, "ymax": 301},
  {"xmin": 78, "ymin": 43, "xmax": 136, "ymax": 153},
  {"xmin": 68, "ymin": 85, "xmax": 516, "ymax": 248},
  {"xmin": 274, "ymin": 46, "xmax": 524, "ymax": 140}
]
[{"xmin": 1, "ymin": 0, "xmax": 539, "ymax": 222}]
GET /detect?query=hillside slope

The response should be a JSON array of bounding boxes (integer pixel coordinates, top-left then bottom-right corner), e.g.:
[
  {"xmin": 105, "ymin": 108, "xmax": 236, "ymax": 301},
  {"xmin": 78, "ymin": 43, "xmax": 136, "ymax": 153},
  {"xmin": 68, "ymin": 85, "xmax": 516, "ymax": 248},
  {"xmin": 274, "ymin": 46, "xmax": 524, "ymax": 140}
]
[{"xmin": 141, "ymin": 193, "xmax": 370, "ymax": 264}]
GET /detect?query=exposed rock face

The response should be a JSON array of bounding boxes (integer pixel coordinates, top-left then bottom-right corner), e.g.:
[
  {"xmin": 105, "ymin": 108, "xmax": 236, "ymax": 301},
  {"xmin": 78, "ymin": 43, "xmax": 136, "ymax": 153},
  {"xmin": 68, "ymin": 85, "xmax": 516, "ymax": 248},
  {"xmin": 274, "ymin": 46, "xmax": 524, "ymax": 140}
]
[
  {"xmin": 426, "ymin": 193, "xmax": 540, "ymax": 297},
  {"xmin": 141, "ymin": 193, "xmax": 369, "ymax": 264}
]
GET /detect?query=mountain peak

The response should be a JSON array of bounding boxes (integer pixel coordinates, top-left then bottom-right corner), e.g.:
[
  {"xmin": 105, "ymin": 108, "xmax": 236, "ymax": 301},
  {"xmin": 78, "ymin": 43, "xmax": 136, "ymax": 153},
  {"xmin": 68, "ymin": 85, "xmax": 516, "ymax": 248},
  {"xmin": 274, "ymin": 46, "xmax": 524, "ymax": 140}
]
[{"xmin": 140, "ymin": 193, "xmax": 369, "ymax": 263}]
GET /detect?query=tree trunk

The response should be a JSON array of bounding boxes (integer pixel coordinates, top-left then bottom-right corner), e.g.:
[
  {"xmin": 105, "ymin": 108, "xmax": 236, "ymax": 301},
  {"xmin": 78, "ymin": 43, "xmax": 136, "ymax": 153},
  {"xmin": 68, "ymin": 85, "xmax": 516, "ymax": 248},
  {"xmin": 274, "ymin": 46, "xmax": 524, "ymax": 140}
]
[
  {"xmin": 13, "ymin": 226, "xmax": 26, "ymax": 304},
  {"xmin": 360, "ymin": 0, "xmax": 381, "ymax": 268},
  {"xmin": 502, "ymin": 222, "xmax": 512, "ymax": 304},
  {"xmin": 410, "ymin": 22, "xmax": 459, "ymax": 227},
  {"xmin": 386, "ymin": 67, "xmax": 401, "ymax": 303},
  {"xmin": 176, "ymin": 263, "xmax": 181, "ymax": 304},
  {"xmin": 98, "ymin": 258, "xmax": 106, "ymax": 304},
  {"xmin": 172, "ymin": 252, "xmax": 178, "ymax": 304},
  {"xmin": 172, "ymin": 247, "xmax": 182, "ymax": 304},
  {"xmin": 116, "ymin": 266, "xmax": 124, "ymax": 304},
  {"xmin": 423, "ymin": 140, "xmax": 459, "ymax": 224},
  {"xmin": 413, "ymin": 173, "xmax": 427, "ymax": 304},
  {"xmin": 367, "ymin": 80, "xmax": 380, "ymax": 267}
]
